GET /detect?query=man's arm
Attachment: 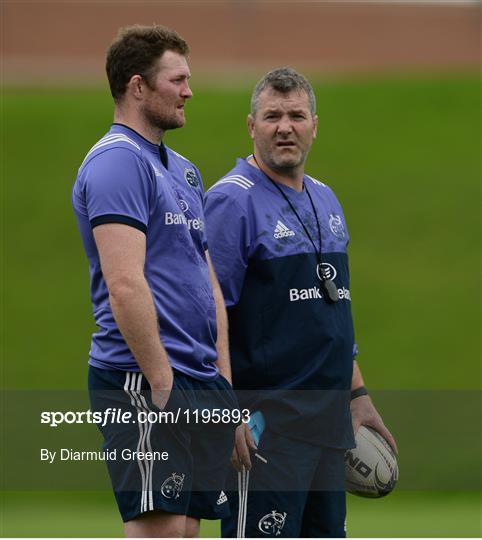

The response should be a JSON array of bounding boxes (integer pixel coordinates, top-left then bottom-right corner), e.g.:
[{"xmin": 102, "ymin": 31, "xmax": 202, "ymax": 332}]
[
  {"xmin": 351, "ymin": 360, "xmax": 398, "ymax": 453},
  {"xmin": 93, "ymin": 223, "xmax": 173, "ymax": 409},
  {"xmin": 206, "ymin": 251, "xmax": 232, "ymax": 384}
]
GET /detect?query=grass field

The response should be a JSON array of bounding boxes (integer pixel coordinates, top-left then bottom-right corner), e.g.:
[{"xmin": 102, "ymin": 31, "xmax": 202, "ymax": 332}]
[
  {"xmin": 2, "ymin": 491, "xmax": 480, "ymax": 537},
  {"xmin": 1, "ymin": 73, "xmax": 480, "ymax": 536},
  {"xmin": 3, "ymin": 74, "xmax": 479, "ymax": 392}
]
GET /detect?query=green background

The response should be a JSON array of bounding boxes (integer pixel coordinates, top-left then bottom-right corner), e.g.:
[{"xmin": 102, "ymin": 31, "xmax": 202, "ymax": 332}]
[{"xmin": 2, "ymin": 74, "xmax": 481, "ymax": 536}]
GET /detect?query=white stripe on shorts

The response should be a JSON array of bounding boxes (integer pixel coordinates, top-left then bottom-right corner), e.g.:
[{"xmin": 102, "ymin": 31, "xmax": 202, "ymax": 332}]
[
  {"xmin": 237, "ymin": 465, "xmax": 250, "ymax": 538},
  {"xmin": 124, "ymin": 372, "xmax": 153, "ymax": 513},
  {"xmin": 136, "ymin": 375, "xmax": 155, "ymax": 512}
]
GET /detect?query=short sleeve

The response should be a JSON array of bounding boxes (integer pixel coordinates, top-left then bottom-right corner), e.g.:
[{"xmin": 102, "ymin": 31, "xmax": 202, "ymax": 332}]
[
  {"xmin": 204, "ymin": 192, "xmax": 249, "ymax": 307},
  {"xmin": 83, "ymin": 148, "xmax": 152, "ymax": 233}
]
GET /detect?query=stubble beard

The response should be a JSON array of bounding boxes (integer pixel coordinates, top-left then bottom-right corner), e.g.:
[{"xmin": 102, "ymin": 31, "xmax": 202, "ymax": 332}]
[
  {"xmin": 142, "ymin": 104, "xmax": 184, "ymax": 133},
  {"xmin": 260, "ymin": 143, "xmax": 307, "ymax": 176}
]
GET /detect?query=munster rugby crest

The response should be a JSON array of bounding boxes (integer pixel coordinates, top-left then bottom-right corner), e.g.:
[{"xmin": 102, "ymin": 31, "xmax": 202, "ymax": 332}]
[
  {"xmin": 161, "ymin": 472, "xmax": 185, "ymax": 499},
  {"xmin": 329, "ymin": 214, "xmax": 345, "ymax": 239},
  {"xmin": 184, "ymin": 168, "xmax": 199, "ymax": 188},
  {"xmin": 258, "ymin": 510, "xmax": 287, "ymax": 536}
]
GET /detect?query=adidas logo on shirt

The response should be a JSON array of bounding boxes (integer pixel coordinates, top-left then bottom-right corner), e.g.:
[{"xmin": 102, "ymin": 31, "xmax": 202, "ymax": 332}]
[
  {"xmin": 274, "ymin": 220, "xmax": 295, "ymax": 239},
  {"xmin": 217, "ymin": 491, "xmax": 228, "ymax": 505}
]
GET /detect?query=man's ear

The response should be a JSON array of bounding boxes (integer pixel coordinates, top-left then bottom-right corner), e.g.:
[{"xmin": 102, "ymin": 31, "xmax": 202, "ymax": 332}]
[
  {"xmin": 312, "ymin": 114, "xmax": 318, "ymax": 139},
  {"xmin": 247, "ymin": 114, "xmax": 255, "ymax": 140},
  {"xmin": 126, "ymin": 74, "xmax": 145, "ymax": 100}
]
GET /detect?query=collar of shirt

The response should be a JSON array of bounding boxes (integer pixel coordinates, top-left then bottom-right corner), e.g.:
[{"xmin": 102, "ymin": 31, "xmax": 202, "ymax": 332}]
[
  {"xmin": 111, "ymin": 123, "xmax": 169, "ymax": 169},
  {"xmin": 237, "ymin": 156, "xmax": 311, "ymax": 201}
]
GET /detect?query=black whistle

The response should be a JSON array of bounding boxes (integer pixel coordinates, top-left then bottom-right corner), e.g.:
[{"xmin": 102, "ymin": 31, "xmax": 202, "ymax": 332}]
[{"xmin": 321, "ymin": 278, "xmax": 339, "ymax": 304}]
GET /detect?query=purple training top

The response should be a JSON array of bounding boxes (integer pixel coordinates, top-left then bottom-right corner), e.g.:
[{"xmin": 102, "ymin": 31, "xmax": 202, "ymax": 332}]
[
  {"xmin": 204, "ymin": 158, "xmax": 357, "ymax": 447},
  {"xmin": 72, "ymin": 124, "xmax": 218, "ymax": 380}
]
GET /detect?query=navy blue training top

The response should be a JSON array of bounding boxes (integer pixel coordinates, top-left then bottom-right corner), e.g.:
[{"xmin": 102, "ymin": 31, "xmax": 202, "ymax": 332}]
[{"xmin": 205, "ymin": 158, "xmax": 356, "ymax": 447}]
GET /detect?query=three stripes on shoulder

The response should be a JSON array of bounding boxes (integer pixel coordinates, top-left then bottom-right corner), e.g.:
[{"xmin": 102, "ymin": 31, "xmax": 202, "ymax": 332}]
[
  {"xmin": 82, "ymin": 134, "xmax": 193, "ymax": 167},
  {"xmin": 81, "ymin": 134, "xmax": 141, "ymax": 167},
  {"xmin": 306, "ymin": 175, "xmax": 326, "ymax": 187},
  {"xmin": 213, "ymin": 174, "xmax": 254, "ymax": 190},
  {"xmin": 211, "ymin": 174, "xmax": 326, "ymax": 191}
]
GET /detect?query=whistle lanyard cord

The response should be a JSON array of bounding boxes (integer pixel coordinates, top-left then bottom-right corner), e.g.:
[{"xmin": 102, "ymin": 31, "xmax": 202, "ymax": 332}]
[{"xmin": 253, "ymin": 156, "xmax": 324, "ymax": 266}]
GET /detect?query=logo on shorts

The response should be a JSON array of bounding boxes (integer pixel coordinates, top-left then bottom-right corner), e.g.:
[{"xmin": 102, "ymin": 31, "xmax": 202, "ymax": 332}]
[
  {"xmin": 184, "ymin": 168, "xmax": 199, "ymax": 188},
  {"xmin": 329, "ymin": 214, "xmax": 346, "ymax": 239},
  {"xmin": 316, "ymin": 262, "xmax": 337, "ymax": 282},
  {"xmin": 216, "ymin": 490, "xmax": 228, "ymax": 505},
  {"xmin": 161, "ymin": 472, "xmax": 185, "ymax": 499},
  {"xmin": 258, "ymin": 510, "xmax": 287, "ymax": 536}
]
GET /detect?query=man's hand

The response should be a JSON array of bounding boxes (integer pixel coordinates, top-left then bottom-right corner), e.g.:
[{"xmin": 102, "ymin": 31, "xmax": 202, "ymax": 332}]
[
  {"xmin": 150, "ymin": 368, "xmax": 174, "ymax": 411},
  {"xmin": 351, "ymin": 394, "xmax": 398, "ymax": 454},
  {"xmin": 231, "ymin": 423, "xmax": 257, "ymax": 471}
]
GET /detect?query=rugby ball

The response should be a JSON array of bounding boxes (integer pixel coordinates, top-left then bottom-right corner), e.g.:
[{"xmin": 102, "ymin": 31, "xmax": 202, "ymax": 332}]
[{"xmin": 345, "ymin": 426, "xmax": 398, "ymax": 498}]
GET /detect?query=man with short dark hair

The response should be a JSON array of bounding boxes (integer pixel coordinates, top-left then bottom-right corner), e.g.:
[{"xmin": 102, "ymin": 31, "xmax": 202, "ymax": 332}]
[
  {"xmin": 72, "ymin": 25, "xmax": 236, "ymax": 537},
  {"xmin": 205, "ymin": 67, "xmax": 397, "ymax": 538}
]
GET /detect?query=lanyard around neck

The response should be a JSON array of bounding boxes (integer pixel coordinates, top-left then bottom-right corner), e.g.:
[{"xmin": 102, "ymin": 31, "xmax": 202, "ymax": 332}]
[{"xmin": 252, "ymin": 155, "xmax": 339, "ymax": 303}]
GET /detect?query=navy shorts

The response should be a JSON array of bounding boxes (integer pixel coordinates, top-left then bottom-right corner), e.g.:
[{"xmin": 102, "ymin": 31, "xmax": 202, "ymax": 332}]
[
  {"xmin": 88, "ymin": 366, "xmax": 238, "ymax": 522},
  {"xmin": 221, "ymin": 431, "xmax": 347, "ymax": 538}
]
